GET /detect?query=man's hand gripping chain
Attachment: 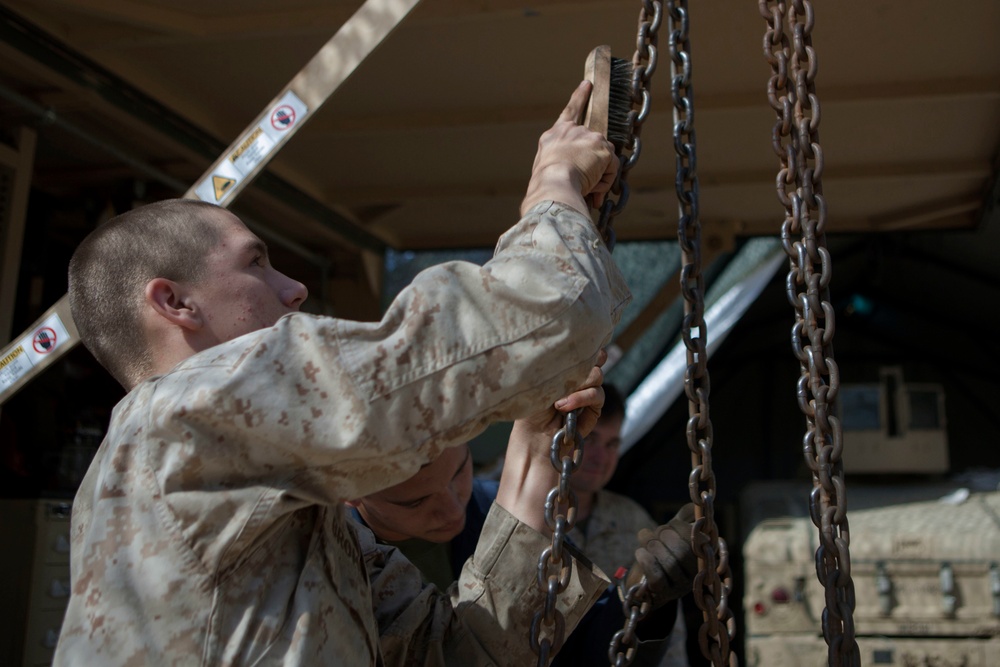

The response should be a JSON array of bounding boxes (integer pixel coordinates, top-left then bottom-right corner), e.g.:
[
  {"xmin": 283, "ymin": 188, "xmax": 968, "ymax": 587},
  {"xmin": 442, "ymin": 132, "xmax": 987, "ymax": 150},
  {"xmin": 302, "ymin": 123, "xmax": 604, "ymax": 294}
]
[{"xmin": 618, "ymin": 503, "xmax": 698, "ymax": 609}]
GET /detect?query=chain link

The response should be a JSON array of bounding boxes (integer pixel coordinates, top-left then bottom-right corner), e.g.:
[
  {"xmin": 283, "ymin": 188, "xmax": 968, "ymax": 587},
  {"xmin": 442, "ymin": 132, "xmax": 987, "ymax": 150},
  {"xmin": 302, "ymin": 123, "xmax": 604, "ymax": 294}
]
[
  {"xmin": 667, "ymin": 2, "xmax": 737, "ymax": 666},
  {"xmin": 596, "ymin": 0, "xmax": 662, "ymax": 252},
  {"xmin": 759, "ymin": 2, "xmax": 859, "ymax": 666}
]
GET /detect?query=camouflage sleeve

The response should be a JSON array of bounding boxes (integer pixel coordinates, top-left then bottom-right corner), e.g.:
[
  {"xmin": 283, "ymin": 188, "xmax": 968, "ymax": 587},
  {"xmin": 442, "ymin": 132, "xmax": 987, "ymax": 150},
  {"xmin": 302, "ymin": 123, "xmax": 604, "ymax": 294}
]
[
  {"xmin": 365, "ymin": 503, "xmax": 609, "ymax": 666},
  {"xmin": 331, "ymin": 199, "xmax": 633, "ymax": 489},
  {"xmin": 153, "ymin": 200, "xmax": 631, "ymax": 505}
]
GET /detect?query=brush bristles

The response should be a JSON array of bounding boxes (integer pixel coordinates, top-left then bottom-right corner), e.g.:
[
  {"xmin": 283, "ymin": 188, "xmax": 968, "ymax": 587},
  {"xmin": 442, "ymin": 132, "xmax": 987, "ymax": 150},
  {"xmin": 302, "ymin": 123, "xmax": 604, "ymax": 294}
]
[{"xmin": 607, "ymin": 57, "xmax": 634, "ymax": 151}]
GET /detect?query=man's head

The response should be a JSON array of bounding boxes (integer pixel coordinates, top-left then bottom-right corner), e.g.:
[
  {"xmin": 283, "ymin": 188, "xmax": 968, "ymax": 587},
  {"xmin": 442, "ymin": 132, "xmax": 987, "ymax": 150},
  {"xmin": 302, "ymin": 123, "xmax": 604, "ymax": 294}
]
[
  {"xmin": 68, "ymin": 199, "xmax": 307, "ymax": 389},
  {"xmin": 570, "ymin": 382, "xmax": 625, "ymax": 495},
  {"xmin": 348, "ymin": 444, "xmax": 474, "ymax": 543}
]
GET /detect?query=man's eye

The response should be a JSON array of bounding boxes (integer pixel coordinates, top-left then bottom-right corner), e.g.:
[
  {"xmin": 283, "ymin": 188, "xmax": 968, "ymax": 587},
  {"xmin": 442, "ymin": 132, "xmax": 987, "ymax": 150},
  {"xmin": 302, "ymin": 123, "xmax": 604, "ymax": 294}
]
[
  {"xmin": 250, "ymin": 255, "xmax": 264, "ymax": 267},
  {"xmin": 400, "ymin": 499, "xmax": 424, "ymax": 509}
]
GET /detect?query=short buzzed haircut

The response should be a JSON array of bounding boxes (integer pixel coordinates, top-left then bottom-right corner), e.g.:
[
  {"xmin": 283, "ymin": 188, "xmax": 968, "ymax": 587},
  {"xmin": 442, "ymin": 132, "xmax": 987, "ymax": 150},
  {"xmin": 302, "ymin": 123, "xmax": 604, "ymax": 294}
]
[{"xmin": 68, "ymin": 199, "xmax": 225, "ymax": 388}]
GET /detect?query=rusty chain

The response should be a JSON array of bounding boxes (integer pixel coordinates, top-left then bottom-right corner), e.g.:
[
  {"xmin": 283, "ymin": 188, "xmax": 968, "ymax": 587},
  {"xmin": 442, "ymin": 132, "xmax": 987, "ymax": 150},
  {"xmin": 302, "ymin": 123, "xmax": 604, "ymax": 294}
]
[
  {"xmin": 759, "ymin": 2, "xmax": 859, "ymax": 666},
  {"xmin": 531, "ymin": 3, "xmax": 665, "ymax": 666},
  {"xmin": 667, "ymin": 2, "xmax": 737, "ymax": 666},
  {"xmin": 530, "ymin": 410, "xmax": 583, "ymax": 664},
  {"xmin": 595, "ymin": 0, "xmax": 662, "ymax": 252},
  {"xmin": 608, "ymin": 577, "xmax": 652, "ymax": 667},
  {"xmin": 604, "ymin": 2, "xmax": 667, "ymax": 666}
]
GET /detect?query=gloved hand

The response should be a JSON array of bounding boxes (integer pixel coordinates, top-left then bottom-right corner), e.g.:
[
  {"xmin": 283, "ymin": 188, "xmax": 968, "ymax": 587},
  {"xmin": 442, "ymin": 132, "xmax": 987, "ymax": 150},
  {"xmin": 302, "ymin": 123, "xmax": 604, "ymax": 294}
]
[{"xmin": 624, "ymin": 503, "xmax": 698, "ymax": 609}]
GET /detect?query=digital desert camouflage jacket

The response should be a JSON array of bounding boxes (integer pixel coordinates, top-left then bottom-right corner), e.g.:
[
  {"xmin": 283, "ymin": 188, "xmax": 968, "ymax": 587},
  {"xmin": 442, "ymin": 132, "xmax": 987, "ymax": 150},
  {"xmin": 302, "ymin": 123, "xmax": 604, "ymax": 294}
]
[
  {"xmin": 567, "ymin": 490, "xmax": 692, "ymax": 667},
  {"xmin": 54, "ymin": 201, "xmax": 631, "ymax": 666},
  {"xmin": 569, "ymin": 489, "xmax": 656, "ymax": 580}
]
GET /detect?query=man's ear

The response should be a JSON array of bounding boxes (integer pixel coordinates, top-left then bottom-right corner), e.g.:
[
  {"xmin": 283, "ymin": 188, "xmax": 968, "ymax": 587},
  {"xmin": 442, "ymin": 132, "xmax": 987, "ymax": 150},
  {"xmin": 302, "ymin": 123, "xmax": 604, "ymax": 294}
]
[{"xmin": 145, "ymin": 278, "xmax": 202, "ymax": 331}]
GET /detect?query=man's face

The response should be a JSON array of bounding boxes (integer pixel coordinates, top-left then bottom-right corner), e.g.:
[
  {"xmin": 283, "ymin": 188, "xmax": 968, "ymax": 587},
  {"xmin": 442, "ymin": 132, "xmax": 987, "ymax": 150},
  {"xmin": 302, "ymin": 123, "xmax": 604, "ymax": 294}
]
[
  {"xmin": 353, "ymin": 445, "xmax": 474, "ymax": 543},
  {"xmin": 189, "ymin": 210, "xmax": 308, "ymax": 345},
  {"xmin": 570, "ymin": 412, "xmax": 624, "ymax": 495}
]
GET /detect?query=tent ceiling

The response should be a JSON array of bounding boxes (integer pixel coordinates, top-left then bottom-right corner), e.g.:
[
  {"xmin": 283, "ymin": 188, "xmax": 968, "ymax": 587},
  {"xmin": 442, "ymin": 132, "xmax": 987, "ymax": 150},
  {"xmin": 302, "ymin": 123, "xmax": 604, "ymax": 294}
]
[{"xmin": 1, "ymin": 0, "xmax": 996, "ymax": 258}]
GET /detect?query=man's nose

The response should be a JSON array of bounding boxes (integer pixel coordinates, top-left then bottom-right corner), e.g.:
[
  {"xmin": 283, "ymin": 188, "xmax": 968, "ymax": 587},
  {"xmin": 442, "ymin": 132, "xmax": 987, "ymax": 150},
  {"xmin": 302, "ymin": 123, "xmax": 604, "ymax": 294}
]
[
  {"xmin": 438, "ymin": 489, "xmax": 465, "ymax": 522},
  {"xmin": 281, "ymin": 275, "xmax": 308, "ymax": 308}
]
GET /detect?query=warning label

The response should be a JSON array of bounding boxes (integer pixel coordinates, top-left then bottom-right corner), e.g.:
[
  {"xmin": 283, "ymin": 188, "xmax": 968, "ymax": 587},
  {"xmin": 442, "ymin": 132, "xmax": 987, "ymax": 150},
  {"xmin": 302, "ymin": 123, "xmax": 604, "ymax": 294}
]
[
  {"xmin": 0, "ymin": 312, "xmax": 72, "ymax": 393},
  {"xmin": 0, "ymin": 345, "xmax": 25, "ymax": 371},
  {"xmin": 270, "ymin": 105, "xmax": 296, "ymax": 131},
  {"xmin": 32, "ymin": 327, "xmax": 57, "ymax": 353},
  {"xmin": 213, "ymin": 175, "xmax": 236, "ymax": 201},
  {"xmin": 0, "ymin": 346, "xmax": 30, "ymax": 389},
  {"xmin": 194, "ymin": 158, "xmax": 241, "ymax": 204},
  {"xmin": 192, "ymin": 90, "xmax": 308, "ymax": 206},
  {"xmin": 229, "ymin": 127, "xmax": 275, "ymax": 177},
  {"xmin": 261, "ymin": 91, "xmax": 308, "ymax": 142}
]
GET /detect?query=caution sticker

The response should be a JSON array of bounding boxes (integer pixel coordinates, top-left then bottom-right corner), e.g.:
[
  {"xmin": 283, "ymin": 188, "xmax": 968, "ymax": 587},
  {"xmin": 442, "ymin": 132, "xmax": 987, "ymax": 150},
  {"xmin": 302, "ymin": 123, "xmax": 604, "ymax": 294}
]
[
  {"xmin": 195, "ymin": 156, "xmax": 242, "ymax": 205},
  {"xmin": 0, "ymin": 312, "xmax": 72, "ymax": 391},
  {"xmin": 0, "ymin": 346, "xmax": 30, "ymax": 389},
  {"xmin": 192, "ymin": 90, "xmax": 308, "ymax": 206},
  {"xmin": 212, "ymin": 175, "xmax": 237, "ymax": 201},
  {"xmin": 229, "ymin": 127, "xmax": 275, "ymax": 177}
]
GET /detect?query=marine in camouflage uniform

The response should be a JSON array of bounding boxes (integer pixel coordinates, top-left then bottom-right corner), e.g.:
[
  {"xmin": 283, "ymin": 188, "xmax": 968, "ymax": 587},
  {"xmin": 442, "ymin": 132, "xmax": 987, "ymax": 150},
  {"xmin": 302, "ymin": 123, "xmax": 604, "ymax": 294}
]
[{"xmin": 55, "ymin": 82, "xmax": 631, "ymax": 666}]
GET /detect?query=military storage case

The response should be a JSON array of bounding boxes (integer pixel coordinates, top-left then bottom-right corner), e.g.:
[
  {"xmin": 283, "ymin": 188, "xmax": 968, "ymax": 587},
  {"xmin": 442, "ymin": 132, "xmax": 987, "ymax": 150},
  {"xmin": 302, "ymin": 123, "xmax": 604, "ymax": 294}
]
[{"xmin": 742, "ymin": 482, "xmax": 1000, "ymax": 666}]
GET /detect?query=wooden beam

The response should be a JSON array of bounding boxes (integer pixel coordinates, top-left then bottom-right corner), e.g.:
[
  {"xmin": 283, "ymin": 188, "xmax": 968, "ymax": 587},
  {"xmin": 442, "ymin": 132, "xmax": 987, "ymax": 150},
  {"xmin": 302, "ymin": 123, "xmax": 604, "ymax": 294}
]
[
  {"xmin": 282, "ymin": 79, "xmax": 1000, "ymax": 136},
  {"xmin": 712, "ymin": 213, "xmax": 980, "ymax": 238},
  {"xmin": 28, "ymin": 0, "xmax": 622, "ymax": 42},
  {"xmin": 868, "ymin": 196, "xmax": 983, "ymax": 231},
  {"xmin": 0, "ymin": 127, "xmax": 36, "ymax": 345},
  {"xmin": 26, "ymin": 0, "xmax": 235, "ymax": 36},
  {"xmin": 324, "ymin": 159, "xmax": 992, "ymax": 207},
  {"xmin": 377, "ymin": 205, "xmax": 983, "ymax": 251}
]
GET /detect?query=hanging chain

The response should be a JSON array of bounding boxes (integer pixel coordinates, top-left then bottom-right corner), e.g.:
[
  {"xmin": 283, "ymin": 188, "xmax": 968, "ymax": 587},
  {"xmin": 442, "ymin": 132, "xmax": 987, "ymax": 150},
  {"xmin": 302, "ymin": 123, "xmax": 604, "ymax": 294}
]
[
  {"xmin": 595, "ymin": 0, "xmax": 663, "ymax": 251},
  {"xmin": 668, "ymin": 3, "xmax": 737, "ymax": 666},
  {"xmin": 608, "ymin": 579, "xmax": 652, "ymax": 667},
  {"xmin": 602, "ymin": 3, "xmax": 667, "ymax": 666},
  {"xmin": 532, "ymin": 4, "xmax": 664, "ymax": 666},
  {"xmin": 759, "ymin": 2, "xmax": 859, "ymax": 666},
  {"xmin": 530, "ymin": 411, "xmax": 583, "ymax": 664}
]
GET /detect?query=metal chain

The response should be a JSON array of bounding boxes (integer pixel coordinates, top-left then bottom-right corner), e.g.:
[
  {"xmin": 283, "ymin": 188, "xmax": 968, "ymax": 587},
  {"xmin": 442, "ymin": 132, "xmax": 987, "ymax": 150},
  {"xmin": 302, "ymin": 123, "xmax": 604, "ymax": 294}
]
[
  {"xmin": 668, "ymin": 3, "xmax": 737, "ymax": 666},
  {"xmin": 602, "ymin": 3, "xmax": 667, "ymax": 666},
  {"xmin": 532, "ymin": 4, "xmax": 665, "ymax": 666},
  {"xmin": 531, "ymin": 410, "xmax": 583, "ymax": 664},
  {"xmin": 530, "ymin": 0, "xmax": 663, "ymax": 667},
  {"xmin": 609, "ymin": 579, "xmax": 652, "ymax": 667},
  {"xmin": 759, "ymin": 2, "xmax": 860, "ymax": 665},
  {"xmin": 595, "ymin": 0, "xmax": 663, "ymax": 252}
]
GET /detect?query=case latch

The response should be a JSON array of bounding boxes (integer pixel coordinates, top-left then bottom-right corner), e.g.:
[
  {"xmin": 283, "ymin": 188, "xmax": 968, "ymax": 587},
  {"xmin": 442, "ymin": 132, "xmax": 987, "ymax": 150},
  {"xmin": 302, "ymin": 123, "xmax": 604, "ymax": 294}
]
[
  {"xmin": 940, "ymin": 561, "xmax": 957, "ymax": 618},
  {"xmin": 875, "ymin": 561, "xmax": 893, "ymax": 616}
]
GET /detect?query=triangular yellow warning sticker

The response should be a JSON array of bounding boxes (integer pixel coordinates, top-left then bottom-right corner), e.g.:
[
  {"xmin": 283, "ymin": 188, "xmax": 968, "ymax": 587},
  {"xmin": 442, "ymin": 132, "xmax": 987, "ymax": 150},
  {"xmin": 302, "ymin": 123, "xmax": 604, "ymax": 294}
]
[{"xmin": 212, "ymin": 175, "xmax": 236, "ymax": 201}]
